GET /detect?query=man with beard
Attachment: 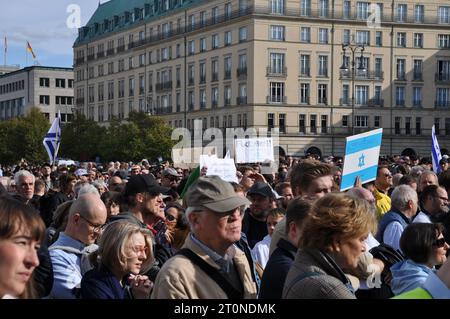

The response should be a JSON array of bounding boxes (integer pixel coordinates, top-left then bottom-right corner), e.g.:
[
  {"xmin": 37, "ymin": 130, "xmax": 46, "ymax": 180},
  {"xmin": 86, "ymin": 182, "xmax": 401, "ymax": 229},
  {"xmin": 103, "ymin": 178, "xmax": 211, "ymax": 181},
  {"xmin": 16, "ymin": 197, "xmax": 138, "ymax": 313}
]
[
  {"xmin": 40, "ymin": 163, "xmax": 53, "ymax": 192},
  {"xmin": 242, "ymin": 182, "xmax": 278, "ymax": 248},
  {"xmin": 414, "ymin": 185, "xmax": 449, "ymax": 224},
  {"xmin": 109, "ymin": 174, "xmax": 172, "ymax": 281}
]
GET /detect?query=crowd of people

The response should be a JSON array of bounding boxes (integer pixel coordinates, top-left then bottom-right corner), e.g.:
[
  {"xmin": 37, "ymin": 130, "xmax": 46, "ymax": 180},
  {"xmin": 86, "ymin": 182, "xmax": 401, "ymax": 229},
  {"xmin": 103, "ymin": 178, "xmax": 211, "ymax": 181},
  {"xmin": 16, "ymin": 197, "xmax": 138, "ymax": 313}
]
[{"xmin": 0, "ymin": 153, "xmax": 449, "ymax": 299}]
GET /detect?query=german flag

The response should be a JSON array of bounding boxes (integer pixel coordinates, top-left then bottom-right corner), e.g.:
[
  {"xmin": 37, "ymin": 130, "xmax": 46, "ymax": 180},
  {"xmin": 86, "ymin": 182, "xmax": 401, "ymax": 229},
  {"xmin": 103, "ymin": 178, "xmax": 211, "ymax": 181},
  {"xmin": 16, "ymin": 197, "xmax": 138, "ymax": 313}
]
[{"xmin": 26, "ymin": 41, "xmax": 36, "ymax": 59}]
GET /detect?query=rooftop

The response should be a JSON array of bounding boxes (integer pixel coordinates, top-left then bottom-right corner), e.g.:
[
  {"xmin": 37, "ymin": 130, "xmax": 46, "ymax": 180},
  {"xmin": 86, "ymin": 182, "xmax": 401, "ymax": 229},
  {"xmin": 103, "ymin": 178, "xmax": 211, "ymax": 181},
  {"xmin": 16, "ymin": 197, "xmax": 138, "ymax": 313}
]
[
  {"xmin": 0, "ymin": 66, "xmax": 73, "ymax": 80},
  {"xmin": 74, "ymin": 0, "xmax": 204, "ymax": 46}
]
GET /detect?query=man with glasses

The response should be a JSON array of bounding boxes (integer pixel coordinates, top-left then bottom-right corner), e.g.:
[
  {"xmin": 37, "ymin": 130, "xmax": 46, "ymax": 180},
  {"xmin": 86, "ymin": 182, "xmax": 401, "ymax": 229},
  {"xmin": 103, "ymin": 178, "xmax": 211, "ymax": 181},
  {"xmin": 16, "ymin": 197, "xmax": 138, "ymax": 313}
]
[
  {"xmin": 374, "ymin": 166, "xmax": 393, "ymax": 221},
  {"xmin": 414, "ymin": 185, "xmax": 449, "ymax": 224},
  {"xmin": 161, "ymin": 167, "xmax": 182, "ymax": 190},
  {"xmin": 48, "ymin": 193, "xmax": 107, "ymax": 298},
  {"xmin": 152, "ymin": 175, "xmax": 257, "ymax": 299}
]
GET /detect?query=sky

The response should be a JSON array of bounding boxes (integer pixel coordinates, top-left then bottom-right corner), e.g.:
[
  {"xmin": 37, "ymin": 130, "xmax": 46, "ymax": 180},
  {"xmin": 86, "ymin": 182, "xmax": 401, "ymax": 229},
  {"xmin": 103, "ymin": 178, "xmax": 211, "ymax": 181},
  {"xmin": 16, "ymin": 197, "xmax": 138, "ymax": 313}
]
[{"xmin": 0, "ymin": 0, "xmax": 102, "ymax": 68}]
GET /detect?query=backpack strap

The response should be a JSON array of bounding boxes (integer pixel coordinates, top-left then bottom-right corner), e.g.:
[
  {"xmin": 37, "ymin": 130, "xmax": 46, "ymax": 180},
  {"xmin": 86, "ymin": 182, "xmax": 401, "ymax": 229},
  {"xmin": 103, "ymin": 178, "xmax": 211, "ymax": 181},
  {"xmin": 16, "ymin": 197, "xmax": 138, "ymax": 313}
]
[
  {"xmin": 283, "ymin": 271, "xmax": 322, "ymax": 297},
  {"xmin": 177, "ymin": 248, "xmax": 243, "ymax": 299}
]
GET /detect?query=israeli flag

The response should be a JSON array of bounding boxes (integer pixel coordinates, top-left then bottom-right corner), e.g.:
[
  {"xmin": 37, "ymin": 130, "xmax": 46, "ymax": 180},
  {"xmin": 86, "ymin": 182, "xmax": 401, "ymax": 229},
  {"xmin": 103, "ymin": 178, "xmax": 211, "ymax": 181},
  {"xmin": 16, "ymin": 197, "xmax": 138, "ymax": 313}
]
[
  {"xmin": 431, "ymin": 125, "xmax": 442, "ymax": 174},
  {"xmin": 43, "ymin": 111, "xmax": 61, "ymax": 165},
  {"xmin": 340, "ymin": 128, "xmax": 383, "ymax": 191}
]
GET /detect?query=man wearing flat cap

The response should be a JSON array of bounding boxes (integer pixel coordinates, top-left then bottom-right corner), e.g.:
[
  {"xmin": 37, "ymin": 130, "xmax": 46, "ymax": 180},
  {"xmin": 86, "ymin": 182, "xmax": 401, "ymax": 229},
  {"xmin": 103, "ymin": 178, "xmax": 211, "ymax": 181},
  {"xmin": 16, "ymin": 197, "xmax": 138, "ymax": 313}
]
[{"xmin": 152, "ymin": 175, "xmax": 257, "ymax": 299}]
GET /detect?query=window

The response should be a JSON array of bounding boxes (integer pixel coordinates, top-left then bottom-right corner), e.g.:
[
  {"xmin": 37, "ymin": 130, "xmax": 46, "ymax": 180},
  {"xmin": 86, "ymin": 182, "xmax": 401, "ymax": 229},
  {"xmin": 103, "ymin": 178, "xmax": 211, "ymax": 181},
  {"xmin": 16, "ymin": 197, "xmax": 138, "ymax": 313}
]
[
  {"xmin": 225, "ymin": 3, "xmax": 232, "ymax": 19},
  {"xmin": 40, "ymin": 78, "xmax": 50, "ymax": 87},
  {"xmin": 118, "ymin": 80, "xmax": 125, "ymax": 98},
  {"xmin": 355, "ymin": 85, "xmax": 369, "ymax": 105},
  {"xmin": 356, "ymin": 2, "xmax": 370, "ymax": 20},
  {"xmin": 436, "ymin": 88, "xmax": 450, "ymax": 107},
  {"xmin": 343, "ymin": 29, "xmax": 351, "ymax": 45},
  {"xmin": 397, "ymin": 4, "xmax": 407, "ymax": 22},
  {"xmin": 211, "ymin": 60, "xmax": 219, "ymax": 82},
  {"xmin": 188, "ymin": 40, "xmax": 195, "ymax": 55},
  {"xmin": 300, "ymin": 54, "xmax": 310, "ymax": 76},
  {"xmin": 271, "ymin": 0, "xmax": 285, "ymax": 14},
  {"xmin": 129, "ymin": 77, "xmax": 135, "ymax": 96},
  {"xmin": 128, "ymin": 57, "xmax": 134, "ymax": 69},
  {"xmin": 415, "ymin": 117, "xmax": 421, "ymax": 135},
  {"xmin": 405, "ymin": 117, "xmax": 411, "ymax": 135},
  {"xmin": 239, "ymin": 27, "xmax": 247, "ymax": 42},
  {"xmin": 68, "ymin": 79, "xmax": 73, "ymax": 88},
  {"xmin": 199, "ymin": 38, "xmax": 207, "ymax": 52},
  {"xmin": 374, "ymin": 86, "xmax": 382, "ymax": 104},
  {"xmin": 270, "ymin": 25, "xmax": 285, "ymax": 41},
  {"xmin": 56, "ymin": 79, "xmax": 66, "ymax": 88},
  {"xmin": 435, "ymin": 118, "xmax": 441, "ymax": 135},
  {"xmin": 438, "ymin": 35, "xmax": 450, "ymax": 48},
  {"xmin": 300, "ymin": 27, "xmax": 310, "ymax": 43},
  {"xmin": 319, "ymin": 28, "xmax": 328, "ymax": 44},
  {"xmin": 355, "ymin": 115, "xmax": 368, "ymax": 127},
  {"xmin": 374, "ymin": 58, "xmax": 382, "ymax": 78},
  {"xmin": 200, "ymin": 11, "xmax": 207, "ymax": 27},
  {"xmin": 342, "ymin": 115, "xmax": 349, "ymax": 127},
  {"xmin": 188, "ymin": 91, "xmax": 194, "ymax": 110},
  {"xmin": 319, "ymin": 0, "xmax": 329, "ymax": 18},
  {"xmin": 413, "ymin": 60, "xmax": 423, "ymax": 80},
  {"xmin": 239, "ymin": 83, "xmax": 247, "ymax": 99},
  {"xmin": 414, "ymin": 33, "xmax": 423, "ymax": 48},
  {"xmin": 211, "ymin": 87, "xmax": 219, "ymax": 108},
  {"xmin": 299, "ymin": 114, "xmax": 306, "ymax": 133},
  {"xmin": 356, "ymin": 30, "xmax": 370, "ymax": 45},
  {"xmin": 439, "ymin": 6, "xmax": 450, "ymax": 24},
  {"xmin": 342, "ymin": 84, "xmax": 349, "ymax": 105},
  {"xmin": 397, "ymin": 32, "xmax": 406, "ymax": 47},
  {"xmin": 199, "ymin": 62, "xmax": 206, "ymax": 84},
  {"xmin": 395, "ymin": 117, "xmax": 401, "ymax": 134},
  {"xmin": 318, "ymin": 56, "xmax": 328, "ymax": 76},
  {"xmin": 268, "ymin": 113, "xmax": 275, "ymax": 130},
  {"xmin": 300, "ymin": 83, "xmax": 310, "ymax": 104},
  {"xmin": 212, "ymin": 34, "xmax": 219, "ymax": 49},
  {"xmin": 298, "ymin": 1, "xmax": 310, "ymax": 16},
  {"xmin": 343, "ymin": 1, "xmax": 351, "ymax": 19},
  {"xmin": 446, "ymin": 118, "xmax": 450, "ymax": 135},
  {"xmin": 39, "ymin": 95, "xmax": 50, "ymax": 105},
  {"xmin": 374, "ymin": 116, "xmax": 380, "ymax": 127},
  {"xmin": 239, "ymin": 54, "xmax": 247, "ymax": 70},
  {"xmin": 321, "ymin": 115, "xmax": 328, "ymax": 133},
  {"xmin": 396, "ymin": 59, "xmax": 406, "ymax": 80},
  {"xmin": 269, "ymin": 82, "xmax": 285, "ymax": 103},
  {"xmin": 224, "ymin": 31, "xmax": 232, "ymax": 46},
  {"xmin": 375, "ymin": 31, "xmax": 382, "ymax": 46},
  {"xmin": 224, "ymin": 56, "xmax": 232, "ymax": 79},
  {"xmin": 108, "ymin": 81, "xmax": 114, "ymax": 100},
  {"xmin": 139, "ymin": 75, "xmax": 145, "ymax": 95},
  {"xmin": 318, "ymin": 84, "xmax": 327, "ymax": 104},
  {"xmin": 139, "ymin": 53, "xmax": 146, "ymax": 66},
  {"xmin": 200, "ymin": 89, "xmax": 206, "ymax": 109},
  {"xmin": 224, "ymin": 85, "xmax": 231, "ymax": 106},
  {"xmin": 415, "ymin": 5, "xmax": 424, "ymax": 23},
  {"xmin": 396, "ymin": 87, "xmax": 405, "ymax": 106},
  {"xmin": 279, "ymin": 113, "xmax": 286, "ymax": 133},
  {"xmin": 270, "ymin": 53, "xmax": 285, "ymax": 74},
  {"xmin": 310, "ymin": 114, "xmax": 317, "ymax": 133}
]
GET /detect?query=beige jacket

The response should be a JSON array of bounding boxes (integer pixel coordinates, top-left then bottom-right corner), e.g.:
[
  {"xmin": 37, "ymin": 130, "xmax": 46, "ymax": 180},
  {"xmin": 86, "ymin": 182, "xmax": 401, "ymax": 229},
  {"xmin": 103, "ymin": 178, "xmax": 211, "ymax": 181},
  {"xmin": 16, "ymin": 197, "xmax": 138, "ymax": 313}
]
[{"xmin": 151, "ymin": 235, "xmax": 257, "ymax": 299}]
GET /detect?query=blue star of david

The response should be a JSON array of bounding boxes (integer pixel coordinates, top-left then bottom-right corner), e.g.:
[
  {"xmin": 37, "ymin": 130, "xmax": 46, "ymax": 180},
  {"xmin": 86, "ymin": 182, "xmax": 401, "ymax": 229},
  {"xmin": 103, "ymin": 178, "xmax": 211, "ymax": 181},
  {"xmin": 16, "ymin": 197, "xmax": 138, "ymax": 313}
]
[{"xmin": 358, "ymin": 153, "xmax": 365, "ymax": 168}]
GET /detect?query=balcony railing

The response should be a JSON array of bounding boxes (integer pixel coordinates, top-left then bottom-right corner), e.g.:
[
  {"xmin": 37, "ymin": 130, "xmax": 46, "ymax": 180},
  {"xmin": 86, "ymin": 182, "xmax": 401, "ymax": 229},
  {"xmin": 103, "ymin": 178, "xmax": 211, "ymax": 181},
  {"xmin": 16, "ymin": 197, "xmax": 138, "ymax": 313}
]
[
  {"xmin": 211, "ymin": 73, "xmax": 219, "ymax": 82},
  {"xmin": 435, "ymin": 73, "xmax": 450, "ymax": 83},
  {"xmin": 155, "ymin": 81, "xmax": 173, "ymax": 92},
  {"xmin": 106, "ymin": 48, "xmax": 114, "ymax": 56},
  {"xmin": 435, "ymin": 100, "xmax": 450, "ymax": 108},
  {"xmin": 237, "ymin": 96, "xmax": 247, "ymax": 105},
  {"xmin": 413, "ymin": 72, "xmax": 423, "ymax": 81},
  {"xmin": 368, "ymin": 98, "xmax": 384, "ymax": 107},
  {"xmin": 199, "ymin": 76, "xmax": 206, "ymax": 84},
  {"xmin": 224, "ymin": 71, "xmax": 232, "ymax": 80},
  {"xmin": 96, "ymin": 51, "xmax": 105, "ymax": 58},
  {"xmin": 396, "ymin": 100, "xmax": 405, "ymax": 106},
  {"xmin": 117, "ymin": 45, "xmax": 125, "ymax": 53},
  {"xmin": 339, "ymin": 70, "xmax": 384, "ymax": 80},
  {"xmin": 266, "ymin": 67, "xmax": 287, "ymax": 77},
  {"xmin": 237, "ymin": 67, "xmax": 247, "ymax": 79},
  {"xmin": 267, "ymin": 96, "xmax": 287, "ymax": 103}
]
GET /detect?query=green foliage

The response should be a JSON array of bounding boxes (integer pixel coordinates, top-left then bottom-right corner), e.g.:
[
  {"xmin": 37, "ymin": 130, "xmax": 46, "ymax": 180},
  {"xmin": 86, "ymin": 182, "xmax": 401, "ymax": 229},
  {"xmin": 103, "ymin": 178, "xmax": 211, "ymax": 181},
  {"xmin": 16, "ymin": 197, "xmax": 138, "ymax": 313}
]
[{"xmin": 0, "ymin": 108, "xmax": 49, "ymax": 165}]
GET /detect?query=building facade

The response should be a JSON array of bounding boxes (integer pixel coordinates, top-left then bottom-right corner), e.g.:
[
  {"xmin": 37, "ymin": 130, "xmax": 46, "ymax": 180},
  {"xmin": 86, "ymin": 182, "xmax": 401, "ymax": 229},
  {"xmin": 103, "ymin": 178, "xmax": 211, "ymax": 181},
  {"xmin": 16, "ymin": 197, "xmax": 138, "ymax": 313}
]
[
  {"xmin": 74, "ymin": 0, "xmax": 450, "ymax": 157},
  {"xmin": 0, "ymin": 65, "xmax": 20, "ymax": 76},
  {"xmin": 0, "ymin": 66, "xmax": 74, "ymax": 123}
]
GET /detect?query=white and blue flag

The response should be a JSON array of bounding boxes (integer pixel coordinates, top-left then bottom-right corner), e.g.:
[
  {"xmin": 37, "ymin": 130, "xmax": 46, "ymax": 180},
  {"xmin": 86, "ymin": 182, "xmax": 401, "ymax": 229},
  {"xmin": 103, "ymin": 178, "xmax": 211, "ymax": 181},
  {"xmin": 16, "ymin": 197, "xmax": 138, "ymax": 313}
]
[
  {"xmin": 431, "ymin": 125, "xmax": 442, "ymax": 174},
  {"xmin": 43, "ymin": 111, "xmax": 61, "ymax": 165},
  {"xmin": 340, "ymin": 128, "xmax": 383, "ymax": 191}
]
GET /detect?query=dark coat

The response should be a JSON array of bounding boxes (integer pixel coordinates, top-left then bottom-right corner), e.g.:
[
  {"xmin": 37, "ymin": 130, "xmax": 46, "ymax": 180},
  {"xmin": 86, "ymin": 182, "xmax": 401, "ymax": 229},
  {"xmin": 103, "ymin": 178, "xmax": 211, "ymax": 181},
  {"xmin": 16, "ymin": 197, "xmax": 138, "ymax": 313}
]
[
  {"xmin": 81, "ymin": 266, "xmax": 126, "ymax": 299},
  {"xmin": 259, "ymin": 238, "xmax": 296, "ymax": 299}
]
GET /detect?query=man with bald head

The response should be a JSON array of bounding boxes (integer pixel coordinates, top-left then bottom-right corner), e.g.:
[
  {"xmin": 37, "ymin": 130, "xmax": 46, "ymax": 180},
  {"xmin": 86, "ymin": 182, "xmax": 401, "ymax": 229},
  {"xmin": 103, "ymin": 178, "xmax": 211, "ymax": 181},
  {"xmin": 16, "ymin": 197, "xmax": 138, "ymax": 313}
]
[{"xmin": 48, "ymin": 194, "xmax": 107, "ymax": 298}]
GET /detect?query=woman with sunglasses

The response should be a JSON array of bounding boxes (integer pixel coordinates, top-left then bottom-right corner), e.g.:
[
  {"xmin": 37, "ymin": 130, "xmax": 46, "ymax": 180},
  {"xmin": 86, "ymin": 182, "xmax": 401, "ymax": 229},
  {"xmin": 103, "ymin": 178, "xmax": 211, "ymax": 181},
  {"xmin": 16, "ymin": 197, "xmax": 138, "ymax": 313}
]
[{"xmin": 391, "ymin": 223, "xmax": 449, "ymax": 295}]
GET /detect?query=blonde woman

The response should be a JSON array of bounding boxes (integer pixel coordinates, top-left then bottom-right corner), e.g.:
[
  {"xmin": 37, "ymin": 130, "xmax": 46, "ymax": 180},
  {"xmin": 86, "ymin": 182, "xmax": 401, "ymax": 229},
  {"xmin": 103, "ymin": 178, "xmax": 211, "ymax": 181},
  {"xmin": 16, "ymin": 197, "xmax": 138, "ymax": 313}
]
[{"xmin": 81, "ymin": 221, "xmax": 154, "ymax": 299}]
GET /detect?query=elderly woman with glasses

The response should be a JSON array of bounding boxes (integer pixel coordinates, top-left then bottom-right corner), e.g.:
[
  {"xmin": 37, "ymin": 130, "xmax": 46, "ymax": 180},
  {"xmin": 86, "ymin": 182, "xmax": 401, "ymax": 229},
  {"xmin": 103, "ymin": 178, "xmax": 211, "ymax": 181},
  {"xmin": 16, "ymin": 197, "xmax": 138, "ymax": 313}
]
[
  {"xmin": 390, "ymin": 223, "xmax": 449, "ymax": 295},
  {"xmin": 81, "ymin": 221, "xmax": 154, "ymax": 299}
]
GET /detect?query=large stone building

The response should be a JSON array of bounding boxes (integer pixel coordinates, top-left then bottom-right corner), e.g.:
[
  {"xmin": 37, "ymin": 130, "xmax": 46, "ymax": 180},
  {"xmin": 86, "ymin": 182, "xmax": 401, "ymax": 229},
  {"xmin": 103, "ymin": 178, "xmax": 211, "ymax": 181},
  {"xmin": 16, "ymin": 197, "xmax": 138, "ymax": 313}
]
[
  {"xmin": 74, "ymin": 0, "xmax": 450, "ymax": 157},
  {"xmin": 0, "ymin": 66, "xmax": 74, "ymax": 123}
]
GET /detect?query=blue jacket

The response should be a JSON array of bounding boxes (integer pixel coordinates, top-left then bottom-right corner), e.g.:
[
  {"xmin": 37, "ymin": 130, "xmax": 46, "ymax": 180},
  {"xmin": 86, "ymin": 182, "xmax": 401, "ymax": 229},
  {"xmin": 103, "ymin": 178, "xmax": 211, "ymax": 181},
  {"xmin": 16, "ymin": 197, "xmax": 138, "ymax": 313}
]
[
  {"xmin": 390, "ymin": 259, "xmax": 434, "ymax": 295},
  {"xmin": 259, "ymin": 238, "xmax": 297, "ymax": 299},
  {"xmin": 375, "ymin": 209, "xmax": 410, "ymax": 244},
  {"xmin": 81, "ymin": 266, "xmax": 127, "ymax": 299}
]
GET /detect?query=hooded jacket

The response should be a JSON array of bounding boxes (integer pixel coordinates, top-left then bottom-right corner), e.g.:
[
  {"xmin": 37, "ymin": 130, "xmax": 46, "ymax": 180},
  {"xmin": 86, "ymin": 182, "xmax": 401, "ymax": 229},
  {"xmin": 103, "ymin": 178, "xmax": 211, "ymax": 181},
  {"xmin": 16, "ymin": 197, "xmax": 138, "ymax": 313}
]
[{"xmin": 390, "ymin": 259, "xmax": 434, "ymax": 295}]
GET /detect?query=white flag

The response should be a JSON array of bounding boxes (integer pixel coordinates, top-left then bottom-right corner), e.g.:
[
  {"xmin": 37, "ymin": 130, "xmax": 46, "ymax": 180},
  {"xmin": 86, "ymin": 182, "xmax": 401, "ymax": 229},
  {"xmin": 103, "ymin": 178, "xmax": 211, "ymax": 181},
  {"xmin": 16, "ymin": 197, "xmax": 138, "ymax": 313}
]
[{"xmin": 43, "ymin": 111, "xmax": 61, "ymax": 165}]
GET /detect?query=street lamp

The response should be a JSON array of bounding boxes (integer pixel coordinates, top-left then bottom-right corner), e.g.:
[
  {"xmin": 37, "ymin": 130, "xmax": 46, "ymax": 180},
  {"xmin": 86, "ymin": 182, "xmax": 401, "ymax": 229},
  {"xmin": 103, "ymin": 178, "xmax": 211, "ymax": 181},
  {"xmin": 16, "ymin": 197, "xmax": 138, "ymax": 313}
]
[{"xmin": 340, "ymin": 42, "xmax": 366, "ymax": 135}]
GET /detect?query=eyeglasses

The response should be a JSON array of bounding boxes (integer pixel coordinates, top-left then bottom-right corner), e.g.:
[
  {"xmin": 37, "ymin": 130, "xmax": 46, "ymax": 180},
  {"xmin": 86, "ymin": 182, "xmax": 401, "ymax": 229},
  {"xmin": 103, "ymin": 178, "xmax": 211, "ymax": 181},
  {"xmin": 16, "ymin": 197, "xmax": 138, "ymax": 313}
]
[
  {"xmin": 433, "ymin": 237, "xmax": 447, "ymax": 248},
  {"xmin": 79, "ymin": 215, "xmax": 105, "ymax": 233},
  {"xmin": 165, "ymin": 214, "xmax": 177, "ymax": 222},
  {"xmin": 168, "ymin": 176, "xmax": 180, "ymax": 182}
]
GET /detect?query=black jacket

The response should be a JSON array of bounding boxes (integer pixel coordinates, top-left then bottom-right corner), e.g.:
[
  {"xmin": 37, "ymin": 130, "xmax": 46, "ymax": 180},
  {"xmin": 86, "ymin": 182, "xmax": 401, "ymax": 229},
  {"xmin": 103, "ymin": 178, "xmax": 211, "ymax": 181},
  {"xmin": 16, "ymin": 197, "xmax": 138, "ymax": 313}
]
[{"xmin": 259, "ymin": 238, "xmax": 296, "ymax": 299}]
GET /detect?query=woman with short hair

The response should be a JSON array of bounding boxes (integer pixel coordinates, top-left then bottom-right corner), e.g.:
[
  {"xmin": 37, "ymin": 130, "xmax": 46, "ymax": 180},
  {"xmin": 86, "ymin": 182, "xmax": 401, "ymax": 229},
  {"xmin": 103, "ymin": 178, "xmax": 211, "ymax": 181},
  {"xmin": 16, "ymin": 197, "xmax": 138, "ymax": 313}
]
[
  {"xmin": 283, "ymin": 193, "xmax": 376, "ymax": 299},
  {"xmin": 0, "ymin": 196, "xmax": 45, "ymax": 299},
  {"xmin": 80, "ymin": 221, "xmax": 155, "ymax": 299},
  {"xmin": 391, "ymin": 223, "xmax": 449, "ymax": 295}
]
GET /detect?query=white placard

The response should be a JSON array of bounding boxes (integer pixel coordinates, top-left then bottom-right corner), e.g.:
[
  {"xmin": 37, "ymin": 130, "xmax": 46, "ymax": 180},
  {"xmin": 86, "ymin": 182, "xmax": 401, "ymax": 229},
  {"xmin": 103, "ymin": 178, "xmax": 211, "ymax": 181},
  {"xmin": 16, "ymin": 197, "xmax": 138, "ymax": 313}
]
[
  {"xmin": 206, "ymin": 158, "xmax": 238, "ymax": 183},
  {"xmin": 234, "ymin": 138, "xmax": 274, "ymax": 163}
]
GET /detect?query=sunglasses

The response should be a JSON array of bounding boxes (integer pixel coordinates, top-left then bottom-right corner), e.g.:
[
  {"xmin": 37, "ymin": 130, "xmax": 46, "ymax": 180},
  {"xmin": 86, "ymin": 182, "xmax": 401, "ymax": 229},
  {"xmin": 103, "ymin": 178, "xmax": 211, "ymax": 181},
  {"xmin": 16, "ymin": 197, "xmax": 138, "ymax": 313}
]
[
  {"xmin": 165, "ymin": 214, "xmax": 177, "ymax": 222},
  {"xmin": 433, "ymin": 238, "xmax": 447, "ymax": 248}
]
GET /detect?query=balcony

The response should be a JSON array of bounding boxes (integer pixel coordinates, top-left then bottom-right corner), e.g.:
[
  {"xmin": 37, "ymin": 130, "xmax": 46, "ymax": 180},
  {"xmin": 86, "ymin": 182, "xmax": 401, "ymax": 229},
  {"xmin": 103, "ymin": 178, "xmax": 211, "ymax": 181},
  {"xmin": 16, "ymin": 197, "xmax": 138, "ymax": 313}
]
[
  {"xmin": 435, "ymin": 100, "xmax": 450, "ymax": 108},
  {"xmin": 339, "ymin": 70, "xmax": 384, "ymax": 81},
  {"xmin": 368, "ymin": 98, "xmax": 384, "ymax": 107},
  {"xmin": 106, "ymin": 48, "xmax": 115, "ymax": 56},
  {"xmin": 155, "ymin": 81, "xmax": 173, "ymax": 92},
  {"xmin": 435, "ymin": 73, "xmax": 450, "ymax": 84},
  {"xmin": 413, "ymin": 72, "xmax": 423, "ymax": 81},
  {"xmin": 96, "ymin": 51, "xmax": 105, "ymax": 59},
  {"xmin": 211, "ymin": 73, "xmax": 219, "ymax": 82},
  {"xmin": 395, "ymin": 74, "xmax": 407, "ymax": 82},
  {"xmin": 266, "ymin": 66, "xmax": 287, "ymax": 77},
  {"xmin": 237, "ymin": 96, "xmax": 247, "ymax": 105},
  {"xmin": 267, "ymin": 96, "xmax": 287, "ymax": 104},
  {"xmin": 117, "ymin": 45, "xmax": 125, "ymax": 53},
  {"xmin": 237, "ymin": 67, "xmax": 247, "ymax": 79}
]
